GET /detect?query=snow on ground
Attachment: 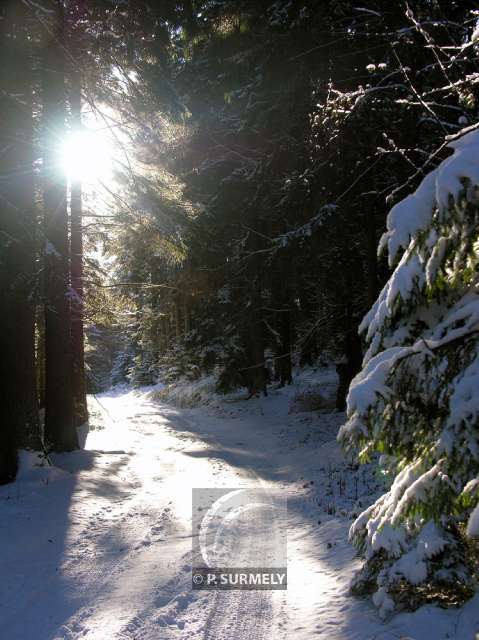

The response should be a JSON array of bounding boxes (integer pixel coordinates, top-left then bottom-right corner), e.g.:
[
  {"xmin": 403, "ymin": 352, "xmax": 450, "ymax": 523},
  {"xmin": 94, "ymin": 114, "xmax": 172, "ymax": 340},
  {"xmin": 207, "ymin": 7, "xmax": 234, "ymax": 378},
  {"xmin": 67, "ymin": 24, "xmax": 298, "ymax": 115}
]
[{"xmin": 0, "ymin": 368, "xmax": 478, "ymax": 639}]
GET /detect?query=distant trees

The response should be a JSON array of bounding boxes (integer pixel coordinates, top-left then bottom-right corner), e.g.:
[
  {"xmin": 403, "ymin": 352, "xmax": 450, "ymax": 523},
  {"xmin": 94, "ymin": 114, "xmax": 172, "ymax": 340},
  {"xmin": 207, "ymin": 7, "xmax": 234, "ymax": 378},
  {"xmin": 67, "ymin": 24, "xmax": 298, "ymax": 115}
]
[{"xmin": 108, "ymin": 1, "xmax": 479, "ymax": 408}]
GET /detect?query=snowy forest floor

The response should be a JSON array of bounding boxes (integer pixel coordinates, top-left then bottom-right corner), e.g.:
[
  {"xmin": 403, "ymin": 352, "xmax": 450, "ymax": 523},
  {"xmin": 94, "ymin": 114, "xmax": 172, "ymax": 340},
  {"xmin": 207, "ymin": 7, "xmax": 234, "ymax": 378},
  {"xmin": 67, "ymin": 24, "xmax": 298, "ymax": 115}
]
[{"xmin": 1, "ymin": 369, "xmax": 478, "ymax": 640}]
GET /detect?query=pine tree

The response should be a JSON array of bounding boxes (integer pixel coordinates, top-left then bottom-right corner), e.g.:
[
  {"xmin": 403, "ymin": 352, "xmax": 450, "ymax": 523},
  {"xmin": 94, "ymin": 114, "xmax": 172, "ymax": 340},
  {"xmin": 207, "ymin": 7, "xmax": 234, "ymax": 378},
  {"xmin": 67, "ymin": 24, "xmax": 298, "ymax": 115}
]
[
  {"xmin": 339, "ymin": 127, "xmax": 479, "ymax": 616},
  {"xmin": 42, "ymin": 0, "xmax": 78, "ymax": 452},
  {"xmin": 69, "ymin": 69, "xmax": 88, "ymax": 427},
  {"xmin": 0, "ymin": 2, "xmax": 42, "ymax": 483}
]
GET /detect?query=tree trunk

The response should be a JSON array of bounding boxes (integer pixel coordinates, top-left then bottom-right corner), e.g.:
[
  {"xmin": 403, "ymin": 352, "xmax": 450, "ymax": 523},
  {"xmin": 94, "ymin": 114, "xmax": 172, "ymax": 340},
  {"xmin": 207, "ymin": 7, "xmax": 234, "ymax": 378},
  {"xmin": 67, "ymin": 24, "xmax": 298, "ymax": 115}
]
[
  {"xmin": 0, "ymin": 2, "xmax": 42, "ymax": 484},
  {"xmin": 69, "ymin": 70, "xmax": 88, "ymax": 427},
  {"xmin": 365, "ymin": 193, "xmax": 380, "ymax": 308},
  {"xmin": 277, "ymin": 304, "xmax": 293, "ymax": 387},
  {"xmin": 184, "ymin": 300, "xmax": 190, "ymax": 334},
  {"xmin": 174, "ymin": 300, "xmax": 181, "ymax": 340},
  {"xmin": 36, "ymin": 307, "xmax": 46, "ymax": 410},
  {"xmin": 272, "ymin": 258, "xmax": 293, "ymax": 387},
  {"xmin": 336, "ymin": 295, "xmax": 362, "ymax": 412},
  {"xmin": 42, "ymin": 1, "xmax": 78, "ymax": 452},
  {"xmin": 247, "ymin": 287, "xmax": 267, "ymax": 397},
  {"xmin": 164, "ymin": 314, "xmax": 170, "ymax": 351}
]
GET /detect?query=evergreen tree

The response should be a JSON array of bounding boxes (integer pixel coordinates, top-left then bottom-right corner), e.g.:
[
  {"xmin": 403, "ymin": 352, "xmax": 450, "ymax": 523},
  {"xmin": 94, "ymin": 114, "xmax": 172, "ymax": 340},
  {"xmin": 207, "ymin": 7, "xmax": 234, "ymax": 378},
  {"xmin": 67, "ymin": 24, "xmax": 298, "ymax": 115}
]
[
  {"xmin": 0, "ymin": 1, "xmax": 42, "ymax": 483},
  {"xmin": 41, "ymin": 0, "xmax": 78, "ymax": 451},
  {"xmin": 69, "ymin": 68, "xmax": 88, "ymax": 427},
  {"xmin": 339, "ymin": 127, "xmax": 479, "ymax": 616}
]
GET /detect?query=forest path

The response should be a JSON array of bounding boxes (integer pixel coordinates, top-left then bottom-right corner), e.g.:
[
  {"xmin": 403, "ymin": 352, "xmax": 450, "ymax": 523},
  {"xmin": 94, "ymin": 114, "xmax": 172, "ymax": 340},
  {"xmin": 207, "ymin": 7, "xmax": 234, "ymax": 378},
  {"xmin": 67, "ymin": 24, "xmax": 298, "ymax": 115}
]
[
  {"xmin": 2, "ymin": 383, "xmax": 476, "ymax": 639},
  {"xmin": 78, "ymin": 387, "xmax": 289, "ymax": 640}
]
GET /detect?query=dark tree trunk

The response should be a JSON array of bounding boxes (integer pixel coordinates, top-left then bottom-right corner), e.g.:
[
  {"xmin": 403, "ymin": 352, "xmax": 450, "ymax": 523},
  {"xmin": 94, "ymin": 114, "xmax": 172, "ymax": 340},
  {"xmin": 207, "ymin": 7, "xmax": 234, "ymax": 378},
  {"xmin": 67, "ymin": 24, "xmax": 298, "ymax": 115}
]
[
  {"xmin": 69, "ymin": 70, "xmax": 88, "ymax": 427},
  {"xmin": 36, "ymin": 306, "xmax": 46, "ymax": 410},
  {"xmin": 163, "ymin": 314, "xmax": 170, "ymax": 352},
  {"xmin": 277, "ymin": 304, "xmax": 293, "ymax": 387},
  {"xmin": 184, "ymin": 299, "xmax": 190, "ymax": 334},
  {"xmin": 174, "ymin": 299, "xmax": 182, "ymax": 340},
  {"xmin": 272, "ymin": 258, "xmax": 293, "ymax": 387},
  {"xmin": 0, "ymin": 2, "xmax": 42, "ymax": 484},
  {"xmin": 247, "ymin": 287, "xmax": 267, "ymax": 397},
  {"xmin": 364, "ymin": 189, "xmax": 381, "ymax": 309},
  {"xmin": 336, "ymin": 296, "xmax": 363, "ymax": 412},
  {"xmin": 241, "ymin": 221, "xmax": 267, "ymax": 397},
  {"xmin": 42, "ymin": 1, "xmax": 78, "ymax": 452}
]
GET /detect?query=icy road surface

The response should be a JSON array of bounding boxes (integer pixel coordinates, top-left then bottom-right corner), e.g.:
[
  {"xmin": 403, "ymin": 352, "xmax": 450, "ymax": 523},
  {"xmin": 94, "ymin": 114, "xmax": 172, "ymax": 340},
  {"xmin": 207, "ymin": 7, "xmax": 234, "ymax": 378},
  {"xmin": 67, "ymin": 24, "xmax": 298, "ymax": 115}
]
[{"xmin": 1, "ymin": 376, "xmax": 478, "ymax": 639}]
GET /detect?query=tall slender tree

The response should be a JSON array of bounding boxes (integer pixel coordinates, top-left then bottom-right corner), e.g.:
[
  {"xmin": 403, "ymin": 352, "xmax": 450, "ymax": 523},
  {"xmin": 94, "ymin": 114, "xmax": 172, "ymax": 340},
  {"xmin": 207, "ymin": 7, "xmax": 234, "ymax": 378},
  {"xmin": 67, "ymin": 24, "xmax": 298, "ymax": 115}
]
[
  {"xmin": 0, "ymin": 2, "xmax": 42, "ymax": 483},
  {"xmin": 42, "ymin": 0, "xmax": 78, "ymax": 451},
  {"xmin": 69, "ymin": 69, "xmax": 88, "ymax": 427}
]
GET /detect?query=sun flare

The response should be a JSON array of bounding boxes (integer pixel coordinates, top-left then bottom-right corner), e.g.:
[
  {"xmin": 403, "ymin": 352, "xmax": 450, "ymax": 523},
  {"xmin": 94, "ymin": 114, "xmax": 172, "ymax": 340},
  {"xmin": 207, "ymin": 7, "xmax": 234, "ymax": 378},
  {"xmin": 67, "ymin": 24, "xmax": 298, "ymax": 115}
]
[{"xmin": 60, "ymin": 129, "xmax": 113, "ymax": 183}]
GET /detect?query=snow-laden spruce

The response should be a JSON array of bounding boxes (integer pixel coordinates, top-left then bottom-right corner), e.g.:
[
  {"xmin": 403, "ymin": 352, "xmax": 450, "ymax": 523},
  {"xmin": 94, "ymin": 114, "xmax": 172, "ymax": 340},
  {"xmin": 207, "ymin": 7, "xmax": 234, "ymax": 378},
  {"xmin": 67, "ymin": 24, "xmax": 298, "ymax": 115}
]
[{"xmin": 339, "ymin": 128, "xmax": 479, "ymax": 617}]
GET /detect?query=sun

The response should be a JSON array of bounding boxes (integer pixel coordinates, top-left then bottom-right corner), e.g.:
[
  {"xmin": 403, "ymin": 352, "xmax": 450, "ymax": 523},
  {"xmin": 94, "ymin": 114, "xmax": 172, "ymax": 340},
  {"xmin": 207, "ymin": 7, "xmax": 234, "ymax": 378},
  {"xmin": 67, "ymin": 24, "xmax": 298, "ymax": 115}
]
[{"xmin": 60, "ymin": 129, "xmax": 113, "ymax": 183}]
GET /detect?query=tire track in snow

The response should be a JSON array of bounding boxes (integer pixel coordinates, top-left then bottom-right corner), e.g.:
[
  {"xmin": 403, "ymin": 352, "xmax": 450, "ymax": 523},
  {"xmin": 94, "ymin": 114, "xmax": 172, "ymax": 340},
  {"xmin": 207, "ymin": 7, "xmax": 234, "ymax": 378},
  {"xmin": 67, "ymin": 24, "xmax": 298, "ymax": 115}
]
[
  {"xmin": 198, "ymin": 466, "xmax": 287, "ymax": 640},
  {"xmin": 52, "ymin": 391, "xmax": 287, "ymax": 639}
]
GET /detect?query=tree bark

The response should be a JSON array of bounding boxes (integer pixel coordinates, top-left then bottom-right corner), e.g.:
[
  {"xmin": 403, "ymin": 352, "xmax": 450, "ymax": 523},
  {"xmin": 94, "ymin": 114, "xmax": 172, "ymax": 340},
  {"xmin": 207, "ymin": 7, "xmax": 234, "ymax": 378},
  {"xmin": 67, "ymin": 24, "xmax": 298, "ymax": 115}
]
[
  {"xmin": 183, "ymin": 299, "xmax": 190, "ymax": 334},
  {"xmin": 36, "ymin": 306, "xmax": 46, "ymax": 410},
  {"xmin": 247, "ymin": 287, "xmax": 267, "ymax": 397},
  {"xmin": 277, "ymin": 304, "xmax": 293, "ymax": 387},
  {"xmin": 0, "ymin": 2, "xmax": 42, "ymax": 484},
  {"xmin": 69, "ymin": 70, "xmax": 88, "ymax": 427},
  {"xmin": 336, "ymin": 295, "xmax": 363, "ymax": 412},
  {"xmin": 272, "ymin": 256, "xmax": 293, "ymax": 387},
  {"xmin": 42, "ymin": 1, "xmax": 78, "ymax": 451},
  {"xmin": 364, "ymin": 191, "xmax": 380, "ymax": 308},
  {"xmin": 163, "ymin": 314, "xmax": 170, "ymax": 351},
  {"xmin": 174, "ymin": 300, "xmax": 181, "ymax": 340}
]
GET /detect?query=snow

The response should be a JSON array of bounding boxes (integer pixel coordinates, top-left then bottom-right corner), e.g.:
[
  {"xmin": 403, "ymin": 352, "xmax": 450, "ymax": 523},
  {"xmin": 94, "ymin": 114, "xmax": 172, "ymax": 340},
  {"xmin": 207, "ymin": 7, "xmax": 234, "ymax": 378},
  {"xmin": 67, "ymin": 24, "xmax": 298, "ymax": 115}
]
[
  {"xmin": 340, "ymin": 126, "xmax": 479, "ymax": 618},
  {"xmin": 380, "ymin": 167, "xmax": 438, "ymax": 265},
  {"xmin": 391, "ymin": 549, "xmax": 427, "ymax": 584},
  {"xmin": 389, "ymin": 534, "xmax": 437, "ymax": 585},
  {"xmin": 385, "ymin": 252, "xmax": 424, "ymax": 309},
  {"xmin": 274, "ymin": 204, "xmax": 337, "ymax": 247},
  {"xmin": 425, "ymin": 234, "xmax": 447, "ymax": 286},
  {"xmin": 416, "ymin": 521, "xmax": 448, "ymax": 558},
  {"xmin": 436, "ymin": 134, "xmax": 479, "ymax": 211},
  {"xmin": 1, "ymin": 369, "xmax": 478, "ymax": 639},
  {"xmin": 345, "ymin": 289, "xmax": 479, "ymax": 449},
  {"xmin": 342, "ymin": 345, "xmax": 412, "ymax": 424},
  {"xmin": 445, "ymin": 346, "xmax": 479, "ymax": 435},
  {"xmin": 471, "ymin": 25, "xmax": 479, "ymax": 44},
  {"xmin": 372, "ymin": 587, "xmax": 395, "ymax": 618},
  {"xmin": 367, "ymin": 128, "xmax": 479, "ymax": 349},
  {"xmin": 45, "ymin": 239, "xmax": 61, "ymax": 257},
  {"xmin": 467, "ymin": 503, "xmax": 479, "ymax": 537}
]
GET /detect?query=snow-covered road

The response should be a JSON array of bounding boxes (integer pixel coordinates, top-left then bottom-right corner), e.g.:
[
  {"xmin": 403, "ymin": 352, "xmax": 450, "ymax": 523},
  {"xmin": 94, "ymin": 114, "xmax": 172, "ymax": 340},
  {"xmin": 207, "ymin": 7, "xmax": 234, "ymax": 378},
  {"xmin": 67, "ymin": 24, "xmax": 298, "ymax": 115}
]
[{"xmin": 1, "ymin": 379, "xmax": 478, "ymax": 639}]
